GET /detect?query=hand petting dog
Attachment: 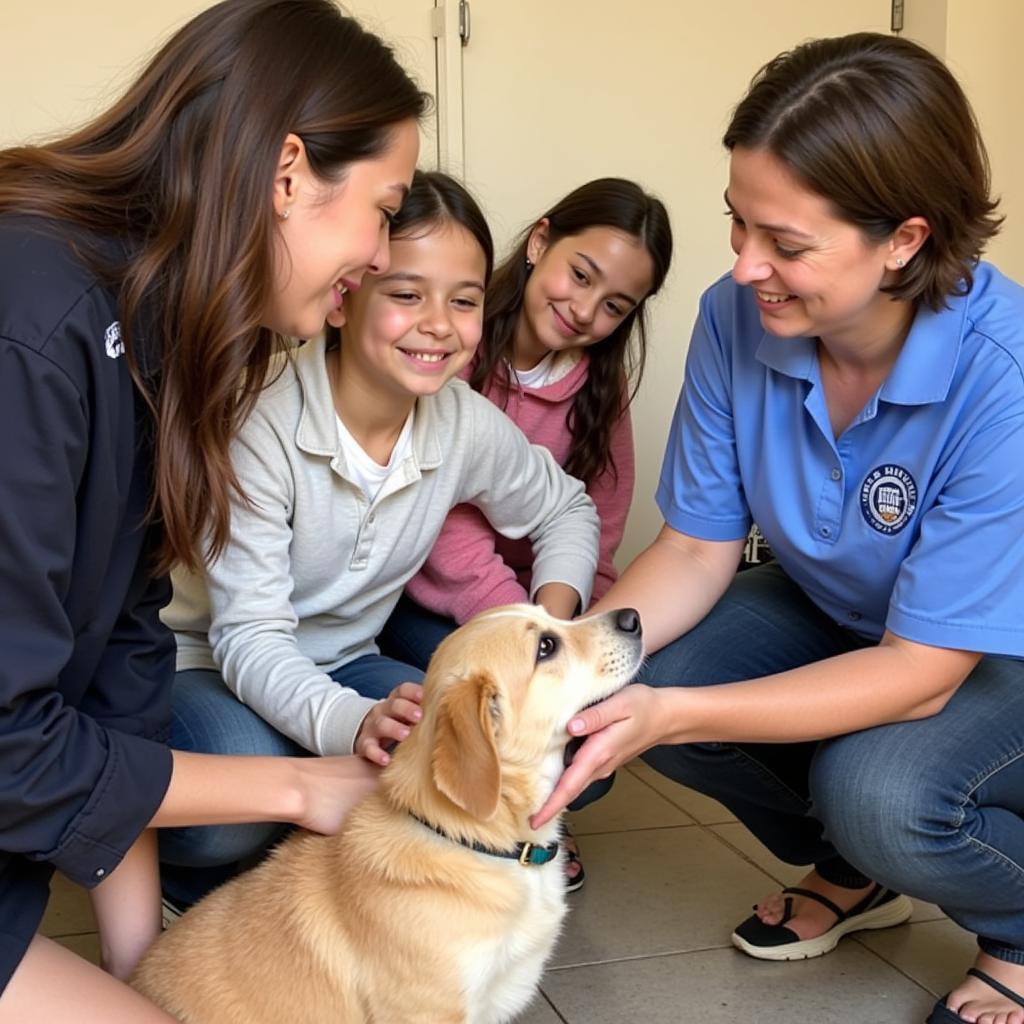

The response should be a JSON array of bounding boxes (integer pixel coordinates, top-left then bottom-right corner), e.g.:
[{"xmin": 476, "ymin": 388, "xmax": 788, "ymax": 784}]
[{"xmin": 354, "ymin": 681, "xmax": 424, "ymax": 766}]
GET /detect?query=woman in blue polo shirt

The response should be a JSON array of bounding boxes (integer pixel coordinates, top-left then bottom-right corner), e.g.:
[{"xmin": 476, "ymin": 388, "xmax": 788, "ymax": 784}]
[{"xmin": 534, "ymin": 33, "xmax": 1024, "ymax": 1024}]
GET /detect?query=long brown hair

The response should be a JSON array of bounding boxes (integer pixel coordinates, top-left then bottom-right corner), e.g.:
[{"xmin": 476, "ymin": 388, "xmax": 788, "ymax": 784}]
[
  {"xmin": 0, "ymin": 0, "xmax": 427, "ymax": 572},
  {"xmin": 472, "ymin": 178, "xmax": 672, "ymax": 486},
  {"xmin": 724, "ymin": 33, "xmax": 1001, "ymax": 310}
]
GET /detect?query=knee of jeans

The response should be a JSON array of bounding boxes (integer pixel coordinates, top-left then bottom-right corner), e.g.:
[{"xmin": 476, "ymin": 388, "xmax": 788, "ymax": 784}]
[
  {"xmin": 159, "ymin": 820, "xmax": 283, "ymax": 868},
  {"xmin": 810, "ymin": 739, "xmax": 943, "ymax": 881}
]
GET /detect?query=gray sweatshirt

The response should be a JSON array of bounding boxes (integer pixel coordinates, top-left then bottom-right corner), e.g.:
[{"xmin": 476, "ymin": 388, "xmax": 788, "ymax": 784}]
[{"xmin": 165, "ymin": 335, "xmax": 599, "ymax": 755}]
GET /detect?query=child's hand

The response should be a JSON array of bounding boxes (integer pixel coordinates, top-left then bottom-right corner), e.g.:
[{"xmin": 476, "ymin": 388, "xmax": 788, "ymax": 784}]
[{"xmin": 354, "ymin": 682, "xmax": 423, "ymax": 766}]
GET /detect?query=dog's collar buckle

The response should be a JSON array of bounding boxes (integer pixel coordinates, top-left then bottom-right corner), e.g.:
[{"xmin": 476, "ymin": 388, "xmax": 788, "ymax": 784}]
[
  {"xmin": 409, "ymin": 813, "xmax": 559, "ymax": 867},
  {"xmin": 517, "ymin": 841, "xmax": 558, "ymax": 867}
]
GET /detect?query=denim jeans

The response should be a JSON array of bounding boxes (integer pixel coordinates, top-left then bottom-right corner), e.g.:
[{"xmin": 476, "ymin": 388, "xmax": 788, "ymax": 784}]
[
  {"xmin": 377, "ymin": 592, "xmax": 460, "ymax": 671},
  {"xmin": 635, "ymin": 562, "xmax": 1024, "ymax": 964},
  {"xmin": 159, "ymin": 653, "xmax": 423, "ymax": 906}
]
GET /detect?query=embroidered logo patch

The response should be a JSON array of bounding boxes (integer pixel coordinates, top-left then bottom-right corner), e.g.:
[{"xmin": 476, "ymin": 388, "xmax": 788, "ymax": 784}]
[
  {"xmin": 860, "ymin": 464, "xmax": 917, "ymax": 535},
  {"xmin": 104, "ymin": 320, "xmax": 124, "ymax": 359}
]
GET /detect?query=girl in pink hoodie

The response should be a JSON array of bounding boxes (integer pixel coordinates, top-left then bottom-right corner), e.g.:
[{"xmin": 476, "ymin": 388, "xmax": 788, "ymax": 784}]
[{"xmin": 380, "ymin": 178, "xmax": 673, "ymax": 888}]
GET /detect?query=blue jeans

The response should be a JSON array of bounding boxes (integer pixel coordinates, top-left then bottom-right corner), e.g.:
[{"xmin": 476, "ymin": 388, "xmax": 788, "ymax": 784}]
[
  {"xmin": 634, "ymin": 563, "xmax": 1024, "ymax": 964},
  {"xmin": 378, "ymin": 592, "xmax": 459, "ymax": 671},
  {"xmin": 159, "ymin": 654, "xmax": 423, "ymax": 905}
]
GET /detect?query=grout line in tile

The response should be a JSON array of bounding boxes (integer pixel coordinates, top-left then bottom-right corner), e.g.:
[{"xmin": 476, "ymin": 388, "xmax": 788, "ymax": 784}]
[
  {"xmin": 618, "ymin": 765, "xmax": 733, "ymax": 827},
  {"xmin": 546, "ymin": 943, "xmax": 732, "ymax": 972},
  {"xmin": 572, "ymin": 821, "xmax": 704, "ymax": 839},
  {"xmin": 851, "ymin": 923, "xmax": 947, "ymax": 999},
  {"xmin": 536, "ymin": 988, "xmax": 570, "ymax": 1023},
  {"xmin": 698, "ymin": 826, "xmax": 794, "ymax": 888}
]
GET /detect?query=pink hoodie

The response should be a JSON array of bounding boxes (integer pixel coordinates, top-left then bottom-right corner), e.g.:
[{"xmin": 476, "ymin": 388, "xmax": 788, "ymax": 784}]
[{"xmin": 405, "ymin": 352, "xmax": 634, "ymax": 623}]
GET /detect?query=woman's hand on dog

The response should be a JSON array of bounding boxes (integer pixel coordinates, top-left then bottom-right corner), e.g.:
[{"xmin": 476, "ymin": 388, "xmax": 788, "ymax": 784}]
[
  {"xmin": 294, "ymin": 755, "xmax": 383, "ymax": 834},
  {"xmin": 355, "ymin": 682, "xmax": 424, "ymax": 766},
  {"xmin": 530, "ymin": 684, "xmax": 667, "ymax": 828}
]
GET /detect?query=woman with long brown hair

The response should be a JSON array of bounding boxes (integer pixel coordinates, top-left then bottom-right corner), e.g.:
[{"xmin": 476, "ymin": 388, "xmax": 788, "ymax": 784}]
[{"xmin": 0, "ymin": 0, "xmax": 424, "ymax": 1018}]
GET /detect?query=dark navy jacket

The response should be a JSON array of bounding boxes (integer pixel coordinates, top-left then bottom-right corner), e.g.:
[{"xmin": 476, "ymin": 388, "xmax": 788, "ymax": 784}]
[{"xmin": 0, "ymin": 216, "xmax": 174, "ymax": 970}]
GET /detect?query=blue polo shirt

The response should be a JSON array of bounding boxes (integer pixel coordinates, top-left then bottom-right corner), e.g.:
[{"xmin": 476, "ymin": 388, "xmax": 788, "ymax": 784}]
[{"xmin": 657, "ymin": 263, "xmax": 1024, "ymax": 656}]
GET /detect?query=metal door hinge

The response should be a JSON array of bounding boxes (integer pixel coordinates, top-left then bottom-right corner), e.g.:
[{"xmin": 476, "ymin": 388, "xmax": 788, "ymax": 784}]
[
  {"xmin": 459, "ymin": 0, "xmax": 471, "ymax": 46},
  {"xmin": 891, "ymin": 0, "xmax": 905, "ymax": 34}
]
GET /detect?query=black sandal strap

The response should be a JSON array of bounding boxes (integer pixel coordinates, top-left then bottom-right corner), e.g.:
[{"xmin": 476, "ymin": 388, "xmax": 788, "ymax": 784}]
[
  {"xmin": 967, "ymin": 968, "xmax": 1024, "ymax": 1009},
  {"xmin": 778, "ymin": 895, "xmax": 795, "ymax": 926},
  {"xmin": 782, "ymin": 886, "xmax": 846, "ymax": 923}
]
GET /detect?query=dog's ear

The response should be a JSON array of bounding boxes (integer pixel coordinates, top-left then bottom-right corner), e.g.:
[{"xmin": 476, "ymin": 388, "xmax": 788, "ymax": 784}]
[{"xmin": 432, "ymin": 671, "xmax": 501, "ymax": 820}]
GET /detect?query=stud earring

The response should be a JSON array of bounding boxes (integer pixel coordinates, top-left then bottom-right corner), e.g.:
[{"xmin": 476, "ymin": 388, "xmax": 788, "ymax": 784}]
[
  {"xmin": 279, "ymin": 207, "xmax": 291, "ymax": 221},
  {"xmin": 525, "ymin": 257, "xmax": 533, "ymax": 269},
  {"xmin": 895, "ymin": 257, "xmax": 905, "ymax": 268}
]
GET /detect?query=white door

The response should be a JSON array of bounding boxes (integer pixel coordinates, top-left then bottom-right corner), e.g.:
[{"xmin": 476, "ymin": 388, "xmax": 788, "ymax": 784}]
[{"xmin": 454, "ymin": 0, "xmax": 892, "ymax": 561}]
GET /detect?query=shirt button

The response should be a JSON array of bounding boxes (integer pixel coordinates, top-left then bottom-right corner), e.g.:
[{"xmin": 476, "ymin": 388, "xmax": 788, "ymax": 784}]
[
  {"xmin": 831, "ymin": 468, "xmax": 842, "ymax": 481},
  {"xmin": 819, "ymin": 526, "xmax": 831, "ymax": 538},
  {"xmin": 849, "ymin": 611, "xmax": 862, "ymax": 622},
  {"xmin": 94, "ymin": 867, "xmax": 106, "ymax": 879}
]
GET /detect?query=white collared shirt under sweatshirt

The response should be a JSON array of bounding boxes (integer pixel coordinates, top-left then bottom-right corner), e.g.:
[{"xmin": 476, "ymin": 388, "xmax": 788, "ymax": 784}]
[{"xmin": 165, "ymin": 334, "xmax": 600, "ymax": 756}]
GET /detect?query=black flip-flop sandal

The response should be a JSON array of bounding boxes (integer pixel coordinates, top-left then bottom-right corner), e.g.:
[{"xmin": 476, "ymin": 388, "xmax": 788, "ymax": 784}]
[
  {"xmin": 926, "ymin": 967, "xmax": 1024, "ymax": 1022},
  {"xmin": 731, "ymin": 883, "xmax": 913, "ymax": 961}
]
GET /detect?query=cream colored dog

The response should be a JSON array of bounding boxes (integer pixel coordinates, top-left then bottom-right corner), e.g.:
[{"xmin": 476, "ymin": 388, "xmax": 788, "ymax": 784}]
[{"xmin": 132, "ymin": 604, "xmax": 643, "ymax": 1023}]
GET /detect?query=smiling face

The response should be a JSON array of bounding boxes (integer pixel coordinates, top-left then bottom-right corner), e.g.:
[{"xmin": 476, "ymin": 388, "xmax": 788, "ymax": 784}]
[
  {"xmin": 727, "ymin": 146, "xmax": 911, "ymax": 351},
  {"xmin": 264, "ymin": 119, "xmax": 420, "ymax": 339},
  {"xmin": 514, "ymin": 224, "xmax": 655, "ymax": 371},
  {"xmin": 338, "ymin": 220, "xmax": 487, "ymax": 404}
]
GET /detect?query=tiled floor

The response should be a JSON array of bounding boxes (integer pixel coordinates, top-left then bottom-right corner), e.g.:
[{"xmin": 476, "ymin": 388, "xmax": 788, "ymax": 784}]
[{"xmin": 45, "ymin": 762, "xmax": 978, "ymax": 1022}]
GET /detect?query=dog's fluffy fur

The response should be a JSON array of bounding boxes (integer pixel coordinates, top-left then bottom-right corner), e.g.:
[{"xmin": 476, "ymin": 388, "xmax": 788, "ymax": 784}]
[{"xmin": 132, "ymin": 605, "xmax": 643, "ymax": 1023}]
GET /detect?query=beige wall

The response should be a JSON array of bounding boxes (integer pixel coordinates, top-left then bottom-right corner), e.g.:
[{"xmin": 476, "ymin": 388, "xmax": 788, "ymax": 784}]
[
  {"xmin": 944, "ymin": 0, "xmax": 1024, "ymax": 279},
  {"xmin": 5, "ymin": 1, "xmax": 1019, "ymax": 266},
  {"xmin": 903, "ymin": 0, "xmax": 949, "ymax": 57},
  {"xmin": 904, "ymin": 0, "xmax": 1023, "ymax": 279},
  {"xmin": 1, "ymin": 1, "xmax": 438, "ymax": 154},
  {"xmin": 2, "ymin": 3, "xmax": 208, "ymax": 145}
]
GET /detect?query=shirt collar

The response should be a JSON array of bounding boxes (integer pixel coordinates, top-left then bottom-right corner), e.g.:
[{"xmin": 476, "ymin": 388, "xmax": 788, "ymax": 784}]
[
  {"xmin": 755, "ymin": 332, "xmax": 817, "ymax": 380},
  {"xmin": 878, "ymin": 296, "xmax": 966, "ymax": 405},
  {"xmin": 294, "ymin": 333, "xmax": 443, "ymax": 469},
  {"xmin": 753, "ymin": 293, "xmax": 968, "ymax": 406}
]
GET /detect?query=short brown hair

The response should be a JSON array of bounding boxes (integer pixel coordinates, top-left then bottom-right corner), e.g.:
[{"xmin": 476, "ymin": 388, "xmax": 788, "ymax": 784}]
[{"xmin": 724, "ymin": 32, "xmax": 1002, "ymax": 310}]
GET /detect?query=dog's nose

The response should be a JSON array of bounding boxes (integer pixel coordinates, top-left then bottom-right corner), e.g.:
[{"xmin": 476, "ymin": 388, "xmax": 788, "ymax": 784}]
[{"xmin": 615, "ymin": 608, "xmax": 641, "ymax": 635}]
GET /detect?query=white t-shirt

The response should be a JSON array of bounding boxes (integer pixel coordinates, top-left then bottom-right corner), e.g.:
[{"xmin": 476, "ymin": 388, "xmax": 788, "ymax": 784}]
[
  {"xmin": 511, "ymin": 350, "xmax": 580, "ymax": 389},
  {"xmin": 335, "ymin": 409, "xmax": 415, "ymax": 501}
]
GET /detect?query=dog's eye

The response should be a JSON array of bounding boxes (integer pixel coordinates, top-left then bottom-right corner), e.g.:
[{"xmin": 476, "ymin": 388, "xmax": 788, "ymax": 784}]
[{"xmin": 537, "ymin": 634, "xmax": 560, "ymax": 662}]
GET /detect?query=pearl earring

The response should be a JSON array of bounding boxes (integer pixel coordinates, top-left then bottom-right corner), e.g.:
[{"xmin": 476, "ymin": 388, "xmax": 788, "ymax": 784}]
[
  {"xmin": 279, "ymin": 208, "xmax": 291, "ymax": 221},
  {"xmin": 895, "ymin": 257, "xmax": 905, "ymax": 268}
]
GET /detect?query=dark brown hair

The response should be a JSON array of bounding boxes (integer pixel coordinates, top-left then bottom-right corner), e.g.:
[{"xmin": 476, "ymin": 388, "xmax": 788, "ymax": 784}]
[
  {"xmin": 0, "ymin": 0, "xmax": 427, "ymax": 572},
  {"xmin": 389, "ymin": 169, "xmax": 494, "ymax": 280},
  {"xmin": 724, "ymin": 32, "xmax": 1001, "ymax": 310},
  {"xmin": 473, "ymin": 178, "xmax": 672, "ymax": 485}
]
